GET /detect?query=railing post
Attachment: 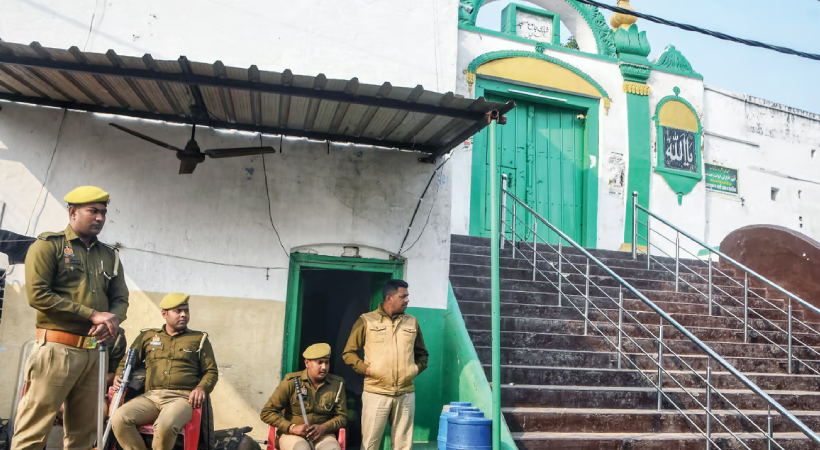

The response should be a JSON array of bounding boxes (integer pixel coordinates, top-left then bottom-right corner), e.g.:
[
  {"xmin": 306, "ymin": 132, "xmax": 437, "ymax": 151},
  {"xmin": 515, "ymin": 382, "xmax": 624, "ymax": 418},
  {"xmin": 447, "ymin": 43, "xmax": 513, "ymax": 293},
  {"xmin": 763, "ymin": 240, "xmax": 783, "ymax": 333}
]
[
  {"xmin": 511, "ymin": 202, "xmax": 517, "ymax": 259},
  {"xmin": 657, "ymin": 319, "xmax": 664, "ymax": 411},
  {"xmin": 618, "ymin": 286, "xmax": 624, "ymax": 370},
  {"xmin": 584, "ymin": 259, "xmax": 590, "ymax": 336},
  {"xmin": 532, "ymin": 220, "xmax": 538, "ymax": 282},
  {"xmin": 501, "ymin": 174, "xmax": 507, "ymax": 251},
  {"xmin": 767, "ymin": 404, "xmax": 773, "ymax": 450},
  {"xmin": 632, "ymin": 191, "xmax": 638, "ymax": 260},
  {"xmin": 708, "ymin": 259, "xmax": 713, "ymax": 316},
  {"xmin": 706, "ymin": 360, "xmax": 712, "ymax": 449},
  {"xmin": 558, "ymin": 240, "xmax": 563, "ymax": 306},
  {"xmin": 487, "ymin": 112, "xmax": 502, "ymax": 450},
  {"xmin": 788, "ymin": 298, "xmax": 793, "ymax": 375},
  {"xmin": 646, "ymin": 215, "xmax": 652, "ymax": 270},
  {"xmin": 675, "ymin": 231, "xmax": 680, "ymax": 293},
  {"xmin": 744, "ymin": 272, "xmax": 749, "ymax": 344}
]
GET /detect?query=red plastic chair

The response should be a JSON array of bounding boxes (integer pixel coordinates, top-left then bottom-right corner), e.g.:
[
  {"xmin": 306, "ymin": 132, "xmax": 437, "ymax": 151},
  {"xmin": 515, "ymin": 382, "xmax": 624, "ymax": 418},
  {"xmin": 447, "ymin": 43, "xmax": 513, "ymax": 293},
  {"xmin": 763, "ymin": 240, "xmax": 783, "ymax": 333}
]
[
  {"xmin": 107, "ymin": 387, "xmax": 202, "ymax": 450},
  {"xmin": 266, "ymin": 426, "xmax": 345, "ymax": 450}
]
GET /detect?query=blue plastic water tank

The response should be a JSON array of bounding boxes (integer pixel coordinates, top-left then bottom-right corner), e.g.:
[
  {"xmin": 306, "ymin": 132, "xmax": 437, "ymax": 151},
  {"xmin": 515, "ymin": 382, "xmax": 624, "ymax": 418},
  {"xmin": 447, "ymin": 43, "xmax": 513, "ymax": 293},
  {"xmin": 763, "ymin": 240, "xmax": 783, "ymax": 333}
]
[
  {"xmin": 446, "ymin": 411, "xmax": 492, "ymax": 450},
  {"xmin": 437, "ymin": 404, "xmax": 477, "ymax": 450}
]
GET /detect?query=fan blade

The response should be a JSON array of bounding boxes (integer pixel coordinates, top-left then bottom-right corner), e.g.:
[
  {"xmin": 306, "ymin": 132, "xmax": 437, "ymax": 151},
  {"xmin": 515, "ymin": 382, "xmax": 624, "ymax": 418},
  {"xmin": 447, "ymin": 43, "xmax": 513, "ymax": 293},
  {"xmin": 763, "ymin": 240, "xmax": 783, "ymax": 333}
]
[
  {"xmin": 204, "ymin": 146, "xmax": 277, "ymax": 159},
  {"xmin": 109, "ymin": 123, "xmax": 182, "ymax": 152},
  {"xmin": 179, "ymin": 160, "xmax": 198, "ymax": 174}
]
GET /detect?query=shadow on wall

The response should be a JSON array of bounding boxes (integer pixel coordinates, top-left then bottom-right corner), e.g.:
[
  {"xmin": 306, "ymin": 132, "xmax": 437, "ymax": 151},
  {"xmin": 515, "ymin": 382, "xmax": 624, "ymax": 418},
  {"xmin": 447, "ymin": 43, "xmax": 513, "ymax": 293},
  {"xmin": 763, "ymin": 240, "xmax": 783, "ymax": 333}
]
[{"xmin": 720, "ymin": 225, "xmax": 820, "ymax": 323}]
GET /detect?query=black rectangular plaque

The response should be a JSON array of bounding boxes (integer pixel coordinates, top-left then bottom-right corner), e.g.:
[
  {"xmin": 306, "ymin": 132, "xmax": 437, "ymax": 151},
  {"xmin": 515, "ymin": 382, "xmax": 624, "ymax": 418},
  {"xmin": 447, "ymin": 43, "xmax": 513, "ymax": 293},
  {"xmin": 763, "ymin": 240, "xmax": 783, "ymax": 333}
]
[{"xmin": 663, "ymin": 126, "xmax": 697, "ymax": 173}]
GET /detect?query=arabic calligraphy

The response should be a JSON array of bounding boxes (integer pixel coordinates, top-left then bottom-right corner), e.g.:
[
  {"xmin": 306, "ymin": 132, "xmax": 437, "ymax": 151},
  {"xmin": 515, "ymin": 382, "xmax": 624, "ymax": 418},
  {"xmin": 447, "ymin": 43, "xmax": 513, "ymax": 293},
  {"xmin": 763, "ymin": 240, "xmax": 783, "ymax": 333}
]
[
  {"xmin": 705, "ymin": 163, "xmax": 739, "ymax": 196},
  {"xmin": 663, "ymin": 127, "xmax": 697, "ymax": 173}
]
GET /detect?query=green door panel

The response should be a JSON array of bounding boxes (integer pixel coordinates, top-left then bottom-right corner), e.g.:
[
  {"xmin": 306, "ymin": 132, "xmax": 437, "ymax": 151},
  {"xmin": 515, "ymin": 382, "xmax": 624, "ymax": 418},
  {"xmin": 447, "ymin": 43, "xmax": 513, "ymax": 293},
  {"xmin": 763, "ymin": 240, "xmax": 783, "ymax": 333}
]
[{"xmin": 471, "ymin": 92, "xmax": 586, "ymax": 246}]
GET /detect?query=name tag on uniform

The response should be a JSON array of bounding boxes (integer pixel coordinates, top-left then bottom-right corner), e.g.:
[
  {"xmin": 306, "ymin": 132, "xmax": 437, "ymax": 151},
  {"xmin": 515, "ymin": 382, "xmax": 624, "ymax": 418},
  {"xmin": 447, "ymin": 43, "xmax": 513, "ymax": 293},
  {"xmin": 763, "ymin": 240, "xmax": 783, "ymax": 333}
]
[
  {"xmin": 150, "ymin": 335, "xmax": 162, "ymax": 346},
  {"xmin": 150, "ymin": 342, "xmax": 162, "ymax": 346}
]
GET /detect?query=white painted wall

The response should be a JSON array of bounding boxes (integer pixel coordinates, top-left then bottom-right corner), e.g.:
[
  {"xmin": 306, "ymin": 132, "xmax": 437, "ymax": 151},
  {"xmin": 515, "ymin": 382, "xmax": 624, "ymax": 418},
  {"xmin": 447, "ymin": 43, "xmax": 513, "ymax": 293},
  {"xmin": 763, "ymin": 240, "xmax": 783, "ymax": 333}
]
[
  {"xmin": 703, "ymin": 86, "xmax": 820, "ymax": 248},
  {"xmin": 451, "ymin": 26, "xmax": 630, "ymax": 251}
]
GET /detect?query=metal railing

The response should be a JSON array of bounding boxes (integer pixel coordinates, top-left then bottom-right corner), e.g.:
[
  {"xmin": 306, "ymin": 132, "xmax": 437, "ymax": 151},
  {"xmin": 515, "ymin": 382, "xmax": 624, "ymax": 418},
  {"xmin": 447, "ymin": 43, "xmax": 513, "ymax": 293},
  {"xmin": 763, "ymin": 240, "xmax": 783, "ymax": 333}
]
[
  {"xmin": 631, "ymin": 192, "xmax": 820, "ymax": 378},
  {"xmin": 499, "ymin": 176, "xmax": 820, "ymax": 448}
]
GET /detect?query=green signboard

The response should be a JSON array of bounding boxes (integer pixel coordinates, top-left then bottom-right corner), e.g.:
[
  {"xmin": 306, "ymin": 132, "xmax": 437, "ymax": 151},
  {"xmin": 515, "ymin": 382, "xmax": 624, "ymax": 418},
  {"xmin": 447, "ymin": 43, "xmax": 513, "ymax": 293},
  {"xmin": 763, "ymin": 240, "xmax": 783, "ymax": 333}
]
[{"xmin": 705, "ymin": 163, "xmax": 739, "ymax": 197}]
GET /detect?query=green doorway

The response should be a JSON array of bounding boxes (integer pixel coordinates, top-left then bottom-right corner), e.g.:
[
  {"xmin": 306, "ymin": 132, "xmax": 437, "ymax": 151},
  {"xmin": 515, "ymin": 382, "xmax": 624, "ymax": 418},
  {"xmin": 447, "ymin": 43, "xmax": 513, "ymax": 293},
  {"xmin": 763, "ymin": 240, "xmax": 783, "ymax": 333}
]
[
  {"xmin": 282, "ymin": 253, "xmax": 405, "ymax": 448},
  {"xmin": 469, "ymin": 77, "xmax": 600, "ymax": 247}
]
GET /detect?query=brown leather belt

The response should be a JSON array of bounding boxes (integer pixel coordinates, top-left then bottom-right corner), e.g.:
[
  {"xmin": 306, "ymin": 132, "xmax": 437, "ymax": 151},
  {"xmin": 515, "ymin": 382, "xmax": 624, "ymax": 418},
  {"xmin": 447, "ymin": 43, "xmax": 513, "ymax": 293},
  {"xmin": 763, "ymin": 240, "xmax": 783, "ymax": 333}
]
[{"xmin": 37, "ymin": 329, "xmax": 98, "ymax": 349}]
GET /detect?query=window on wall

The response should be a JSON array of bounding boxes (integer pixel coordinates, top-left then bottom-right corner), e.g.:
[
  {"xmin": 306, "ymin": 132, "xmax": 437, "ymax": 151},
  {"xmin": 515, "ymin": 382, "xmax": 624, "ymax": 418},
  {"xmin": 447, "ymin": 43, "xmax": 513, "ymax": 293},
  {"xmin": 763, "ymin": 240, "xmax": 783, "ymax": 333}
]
[{"xmin": 475, "ymin": 1, "xmax": 576, "ymax": 48}]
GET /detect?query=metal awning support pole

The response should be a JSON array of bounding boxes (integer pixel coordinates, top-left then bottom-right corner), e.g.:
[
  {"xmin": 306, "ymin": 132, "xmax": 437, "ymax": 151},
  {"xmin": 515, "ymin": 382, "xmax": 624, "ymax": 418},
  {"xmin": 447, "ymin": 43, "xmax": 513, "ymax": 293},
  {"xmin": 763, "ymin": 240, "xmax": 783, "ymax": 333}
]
[{"xmin": 489, "ymin": 111, "xmax": 502, "ymax": 450}]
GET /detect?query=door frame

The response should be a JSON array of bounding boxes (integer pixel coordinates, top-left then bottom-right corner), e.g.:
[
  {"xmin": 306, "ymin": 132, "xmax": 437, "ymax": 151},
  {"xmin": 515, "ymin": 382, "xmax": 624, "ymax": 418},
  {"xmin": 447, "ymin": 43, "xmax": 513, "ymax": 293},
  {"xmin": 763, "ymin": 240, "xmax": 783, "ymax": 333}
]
[
  {"xmin": 281, "ymin": 253, "xmax": 405, "ymax": 377},
  {"xmin": 469, "ymin": 76, "xmax": 600, "ymax": 248}
]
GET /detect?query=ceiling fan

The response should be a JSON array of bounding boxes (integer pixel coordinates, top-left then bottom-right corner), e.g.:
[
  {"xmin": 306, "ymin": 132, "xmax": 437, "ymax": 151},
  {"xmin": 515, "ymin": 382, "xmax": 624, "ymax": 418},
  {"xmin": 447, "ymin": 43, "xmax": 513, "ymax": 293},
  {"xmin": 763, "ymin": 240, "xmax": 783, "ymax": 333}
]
[{"xmin": 108, "ymin": 123, "xmax": 276, "ymax": 174}]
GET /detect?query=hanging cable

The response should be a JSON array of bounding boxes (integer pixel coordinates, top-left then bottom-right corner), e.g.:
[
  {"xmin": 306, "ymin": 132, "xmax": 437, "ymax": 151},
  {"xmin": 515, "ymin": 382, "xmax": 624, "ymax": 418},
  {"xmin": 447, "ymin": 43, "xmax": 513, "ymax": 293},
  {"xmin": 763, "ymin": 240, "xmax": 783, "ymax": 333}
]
[
  {"xmin": 259, "ymin": 133, "xmax": 289, "ymax": 259},
  {"xmin": 398, "ymin": 157, "xmax": 450, "ymax": 255},
  {"xmin": 574, "ymin": 0, "xmax": 820, "ymax": 61}
]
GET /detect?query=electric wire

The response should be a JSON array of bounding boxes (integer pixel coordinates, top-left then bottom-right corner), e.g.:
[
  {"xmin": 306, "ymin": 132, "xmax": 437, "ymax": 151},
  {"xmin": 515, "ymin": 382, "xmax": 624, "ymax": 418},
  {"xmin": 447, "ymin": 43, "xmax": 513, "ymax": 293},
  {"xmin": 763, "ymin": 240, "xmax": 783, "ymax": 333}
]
[
  {"xmin": 398, "ymin": 156, "xmax": 450, "ymax": 255},
  {"xmin": 260, "ymin": 133, "xmax": 289, "ymax": 259},
  {"xmin": 574, "ymin": 0, "xmax": 820, "ymax": 61}
]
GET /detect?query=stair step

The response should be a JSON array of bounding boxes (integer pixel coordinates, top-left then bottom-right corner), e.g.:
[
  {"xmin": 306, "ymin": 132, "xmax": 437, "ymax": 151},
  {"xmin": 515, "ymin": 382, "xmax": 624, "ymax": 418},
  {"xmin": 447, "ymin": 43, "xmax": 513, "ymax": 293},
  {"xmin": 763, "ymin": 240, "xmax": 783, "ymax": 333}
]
[
  {"xmin": 511, "ymin": 431, "xmax": 815, "ymax": 450},
  {"xmin": 503, "ymin": 407, "xmax": 820, "ymax": 433},
  {"xmin": 500, "ymin": 384, "xmax": 820, "ymax": 411}
]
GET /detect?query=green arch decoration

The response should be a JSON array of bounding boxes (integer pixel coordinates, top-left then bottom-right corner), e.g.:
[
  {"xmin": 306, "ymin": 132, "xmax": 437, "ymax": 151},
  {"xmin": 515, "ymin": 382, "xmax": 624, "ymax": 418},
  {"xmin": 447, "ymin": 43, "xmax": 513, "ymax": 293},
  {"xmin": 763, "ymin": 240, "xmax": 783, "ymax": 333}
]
[
  {"xmin": 458, "ymin": 0, "xmax": 616, "ymax": 58},
  {"xmin": 467, "ymin": 50, "xmax": 610, "ymax": 100},
  {"xmin": 653, "ymin": 87, "xmax": 703, "ymax": 204}
]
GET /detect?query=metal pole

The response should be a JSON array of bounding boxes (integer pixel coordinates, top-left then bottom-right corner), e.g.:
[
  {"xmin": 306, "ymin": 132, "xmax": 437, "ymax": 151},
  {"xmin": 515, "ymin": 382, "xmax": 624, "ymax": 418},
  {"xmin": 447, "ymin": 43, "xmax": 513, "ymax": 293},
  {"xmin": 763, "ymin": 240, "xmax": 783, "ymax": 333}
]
[
  {"xmin": 646, "ymin": 215, "xmax": 652, "ymax": 270},
  {"xmin": 558, "ymin": 240, "xmax": 563, "ymax": 306},
  {"xmin": 788, "ymin": 299, "xmax": 793, "ymax": 375},
  {"xmin": 632, "ymin": 191, "xmax": 638, "ymax": 260},
  {"xmin": 767, "ymin": 404, "xmax": 773, "ymax": 450},
  {"xmin": 501, "ymin": 174, "xmax": 507, "ymax": 251},
  {"xmin": 744, "ymin": 273, "xmax": 749, "ymax": 344},
  {"xmin": 96, "ymin": 343, "xmax": 108, "ymax": 450},
  {"xmin": 512, "ymin": 202, "xmax": 517, "ymax": 259},
  {"xmin": 708, "ymin": 259, "xmax": 713, "ymax": 316},
  {"xmin": 706, "ymin": 362, "xmax": 712, "ymax": 449},
  {"xmin": 658, "ymin": 319, "xmax": 664, "ymax": 411},
  {"xmin": 488, "ymin": 113, "xmax": 502, "ymax": 450},
  {"xmin": 532, "ymin": 220, "xmax": 538, "ymax": 282},
  {"xmin": 584, "ymin": 259, "xmax": 590, "ymax": 336},
  {"xmin": 675, "ymin": 231, "xmax": 680, "ymax": 293},
  {"xmin": 618, "ymin": 286, "xmax": 624, "ymax": 370}
]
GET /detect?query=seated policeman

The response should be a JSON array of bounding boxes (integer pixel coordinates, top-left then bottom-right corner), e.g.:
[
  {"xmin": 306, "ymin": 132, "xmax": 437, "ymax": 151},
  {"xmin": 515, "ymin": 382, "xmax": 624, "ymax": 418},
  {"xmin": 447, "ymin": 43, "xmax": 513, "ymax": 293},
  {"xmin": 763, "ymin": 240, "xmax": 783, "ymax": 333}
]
[
  {"xmin": 111, "ymin": 293, "xmax": 218, "ymax": 450},
  {"xmin": 261, "ymin": 344, "xmax": 348, "ymax": 450}
]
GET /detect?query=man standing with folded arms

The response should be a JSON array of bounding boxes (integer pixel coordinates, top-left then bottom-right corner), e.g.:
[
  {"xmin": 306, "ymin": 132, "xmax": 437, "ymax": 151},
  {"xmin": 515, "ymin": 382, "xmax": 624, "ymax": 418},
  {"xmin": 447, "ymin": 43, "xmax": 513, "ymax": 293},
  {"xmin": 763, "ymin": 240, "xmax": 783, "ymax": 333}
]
[
  {"xmin": 12, "ymin": 186, "xmax": 129, "ymax": 450},
  {"xmin": 343, "ymin": 279, "xmax": 428, "ymax": 450}
]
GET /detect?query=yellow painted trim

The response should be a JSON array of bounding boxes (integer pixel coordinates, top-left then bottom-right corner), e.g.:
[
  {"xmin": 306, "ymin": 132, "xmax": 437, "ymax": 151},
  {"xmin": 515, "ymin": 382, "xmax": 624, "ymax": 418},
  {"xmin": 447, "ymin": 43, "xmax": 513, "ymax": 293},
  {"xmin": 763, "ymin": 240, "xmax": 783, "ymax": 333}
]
[
  {"xmin": 658, "ymin": 100, "xmax": 699, "ymax": 132},
  {"xmin": 476, "ymin": 58, "xmax": 603, "ymax": 99},
  {"xmin": 623, "ymin": 81, "xmax": 651, "ymax": 96},
  {"xmin": 618, "ymin": 243, "xmax": 647, "ymax": 254}
]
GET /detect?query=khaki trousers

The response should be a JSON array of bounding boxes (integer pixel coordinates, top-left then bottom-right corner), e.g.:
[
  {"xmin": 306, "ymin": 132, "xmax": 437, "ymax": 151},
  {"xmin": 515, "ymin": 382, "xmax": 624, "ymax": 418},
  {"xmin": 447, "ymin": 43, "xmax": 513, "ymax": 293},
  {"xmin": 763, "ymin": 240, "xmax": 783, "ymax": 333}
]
[
  {"xmin": 278, "ymin": 433, "xmax": 339, "ymax": 450},
  {"xmin": 12, "ymin": 342, "xmax": 102, "ymax": 450},
  {"xmin": 111, "ymin": 390, "xmax": 193, "ymax": 450},
  {"xmin": 360, "ymin": 391, "xmax": 415, "ymax": 450}
]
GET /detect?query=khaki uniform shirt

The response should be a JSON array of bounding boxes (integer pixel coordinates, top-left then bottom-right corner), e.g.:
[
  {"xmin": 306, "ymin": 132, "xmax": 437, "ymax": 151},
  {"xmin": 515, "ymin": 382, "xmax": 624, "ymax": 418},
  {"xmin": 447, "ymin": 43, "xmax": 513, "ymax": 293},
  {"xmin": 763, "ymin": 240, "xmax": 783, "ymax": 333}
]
[
  {"xmin": 260, "ymin": 370, "xmax": 347, "ymax": 434},
  {"xmin": 25, "ymin": 225, "xmax": 128, "ymax": 336},
  {"xmin": 108, "ymin": 327, "xmax": 128, "ymax": 374},
  {"xmin": 343, "ymin": 304, "xmax": 428, "ymax": 378},
  {"xmin": 118, "ymin": 326, "xmax": 219, "ymax": 394}
]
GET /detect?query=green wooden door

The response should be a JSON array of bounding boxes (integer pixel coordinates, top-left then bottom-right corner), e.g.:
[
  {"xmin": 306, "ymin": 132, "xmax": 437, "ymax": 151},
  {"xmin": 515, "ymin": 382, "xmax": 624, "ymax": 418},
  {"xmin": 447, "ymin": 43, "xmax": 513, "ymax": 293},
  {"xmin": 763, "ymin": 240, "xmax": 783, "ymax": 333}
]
[{"xmin": 470, "ymin": 93, "xmax": 586, "ymax": 245}]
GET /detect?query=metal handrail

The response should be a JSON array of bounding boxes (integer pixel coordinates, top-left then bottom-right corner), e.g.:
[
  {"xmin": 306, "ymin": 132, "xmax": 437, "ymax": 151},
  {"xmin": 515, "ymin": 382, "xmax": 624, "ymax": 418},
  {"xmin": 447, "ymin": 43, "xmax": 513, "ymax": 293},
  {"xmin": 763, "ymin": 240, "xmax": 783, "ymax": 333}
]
[
  {"xmin": 632, "ymin": 192, "xmax": 820, "ymax": 377},
  {"xmin": 501, "ymin": 179, "xmax": 820, "ymax": 446}
]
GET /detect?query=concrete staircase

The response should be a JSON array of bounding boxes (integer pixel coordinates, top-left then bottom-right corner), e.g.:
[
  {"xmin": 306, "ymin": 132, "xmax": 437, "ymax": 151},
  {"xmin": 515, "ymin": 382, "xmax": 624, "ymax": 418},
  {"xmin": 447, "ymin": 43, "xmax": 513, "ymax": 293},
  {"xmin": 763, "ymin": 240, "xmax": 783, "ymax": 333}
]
[{"xmin": 449, "ymin": 234, "xmax": 820, "ymax": 449}]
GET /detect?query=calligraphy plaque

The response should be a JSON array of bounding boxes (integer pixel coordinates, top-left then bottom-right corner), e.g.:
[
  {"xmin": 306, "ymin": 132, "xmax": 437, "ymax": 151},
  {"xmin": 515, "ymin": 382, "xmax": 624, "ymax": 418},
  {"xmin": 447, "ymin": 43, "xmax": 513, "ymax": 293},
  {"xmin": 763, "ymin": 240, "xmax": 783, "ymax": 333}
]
[
  {"xmin": 705, "ymin": 163, "xmax": 739, "ymax": 197},
  {"xmin": 662, "ymin": 127, "xmax": 697, "ymax": 173},
  {"xmin": 516, "ymin": 11, "xmax": 554, "ymax": 42}
]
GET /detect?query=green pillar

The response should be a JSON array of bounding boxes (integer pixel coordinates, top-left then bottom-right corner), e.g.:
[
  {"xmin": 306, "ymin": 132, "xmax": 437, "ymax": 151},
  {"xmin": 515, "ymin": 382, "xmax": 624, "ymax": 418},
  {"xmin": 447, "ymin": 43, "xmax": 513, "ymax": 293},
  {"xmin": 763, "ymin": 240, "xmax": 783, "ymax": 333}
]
[
  {"xmin": 488, "ymin": 113, "xmax": 501, "ymax": 450},
  {"xmin": 614, "ymin": 23, "xmax": 652, "ymax": 247}
]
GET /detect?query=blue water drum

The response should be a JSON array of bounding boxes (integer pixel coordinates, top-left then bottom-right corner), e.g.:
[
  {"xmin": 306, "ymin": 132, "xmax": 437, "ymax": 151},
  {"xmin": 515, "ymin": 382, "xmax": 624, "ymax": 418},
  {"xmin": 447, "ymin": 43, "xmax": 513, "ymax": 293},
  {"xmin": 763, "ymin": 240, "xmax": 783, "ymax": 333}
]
[
  {"xmin": 446, "ymin": 411, "xmax": 492, "ymax": 450},
  {"xmin": 437, "ymin": 404, "xmax": 478, "ymax": 450}
]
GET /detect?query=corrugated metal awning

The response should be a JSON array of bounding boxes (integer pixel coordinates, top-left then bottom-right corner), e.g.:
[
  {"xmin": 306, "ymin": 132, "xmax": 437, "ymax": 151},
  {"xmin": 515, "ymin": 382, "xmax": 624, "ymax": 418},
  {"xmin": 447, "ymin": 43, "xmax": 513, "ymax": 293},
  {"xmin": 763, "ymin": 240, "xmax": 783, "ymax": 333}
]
[{"xmin": 0, "ymin": 40, "xmax": 514, "ymax": 162}]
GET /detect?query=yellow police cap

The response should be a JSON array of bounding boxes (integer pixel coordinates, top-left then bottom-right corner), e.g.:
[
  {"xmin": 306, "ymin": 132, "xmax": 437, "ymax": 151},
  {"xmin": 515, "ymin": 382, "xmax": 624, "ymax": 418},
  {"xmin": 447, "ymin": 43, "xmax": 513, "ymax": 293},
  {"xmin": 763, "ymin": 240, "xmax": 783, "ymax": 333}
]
[
  {"xmin": 303, "ymin": 343, "xmax": 331, "ymax": 360},
  {"xmin": 159, "ymin": 292, "xmax": 190, "ymax": 310},
  {"xmin": 64, "ymin": 186, "xmax": 110, "ymax": 205}
]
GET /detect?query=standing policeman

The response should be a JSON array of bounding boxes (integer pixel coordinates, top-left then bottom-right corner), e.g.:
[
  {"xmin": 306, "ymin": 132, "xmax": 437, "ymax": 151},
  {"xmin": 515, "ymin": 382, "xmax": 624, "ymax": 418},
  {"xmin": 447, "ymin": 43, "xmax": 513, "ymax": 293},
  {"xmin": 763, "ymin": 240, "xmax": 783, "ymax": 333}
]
[{"xmin": 13, "ymin": 186, "xmax": 129, "ymax": 450}]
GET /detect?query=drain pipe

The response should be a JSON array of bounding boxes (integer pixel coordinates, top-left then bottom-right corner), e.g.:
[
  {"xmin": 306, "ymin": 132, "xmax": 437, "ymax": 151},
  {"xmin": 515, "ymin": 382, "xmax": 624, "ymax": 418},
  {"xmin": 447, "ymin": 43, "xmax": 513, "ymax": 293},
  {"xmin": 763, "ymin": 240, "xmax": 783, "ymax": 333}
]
[{"xmin": 488, "ymin": 110, "xmax": 502, "ymax": 450}]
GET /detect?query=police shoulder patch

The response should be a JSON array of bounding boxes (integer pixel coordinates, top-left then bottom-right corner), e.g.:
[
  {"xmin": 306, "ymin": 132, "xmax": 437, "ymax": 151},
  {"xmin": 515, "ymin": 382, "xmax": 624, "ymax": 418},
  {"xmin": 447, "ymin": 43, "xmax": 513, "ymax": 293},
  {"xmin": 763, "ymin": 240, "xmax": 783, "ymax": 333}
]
[
  {"xmin": 284, "ymin": 372, "xmax": 301, "ymax": 381},
  {"xmin": 37, "ymin": 231, "xmax": 64, "ymax": 241}
]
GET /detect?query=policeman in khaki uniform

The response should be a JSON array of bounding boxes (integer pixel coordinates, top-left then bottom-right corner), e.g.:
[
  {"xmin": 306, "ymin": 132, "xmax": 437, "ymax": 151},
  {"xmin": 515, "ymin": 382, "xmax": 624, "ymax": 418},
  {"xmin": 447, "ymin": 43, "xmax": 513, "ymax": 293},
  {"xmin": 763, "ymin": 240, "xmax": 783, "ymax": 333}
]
[
  {"xmin": 14, "ymin": 186, "xmax": 128, "ymax": 450},
  {"xmin": 261, "ymin": 344, "xmax": 347, "ymax": 450},
  {"xmin": 111, "ymin": 293, "xmax": 218, "ymax": 450}
]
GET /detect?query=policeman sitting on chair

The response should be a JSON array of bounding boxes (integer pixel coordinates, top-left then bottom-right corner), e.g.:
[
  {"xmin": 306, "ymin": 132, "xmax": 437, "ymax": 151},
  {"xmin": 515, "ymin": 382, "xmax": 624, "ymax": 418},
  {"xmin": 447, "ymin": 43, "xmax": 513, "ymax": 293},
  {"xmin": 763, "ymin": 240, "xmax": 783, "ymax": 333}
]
[
  {"xmin": 261, "ymin": 344, "xmax": 347, "ymax": 450},
  {"xmin": 111, "ymin": 293, "xmax": 218, "ymax": 450}
]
